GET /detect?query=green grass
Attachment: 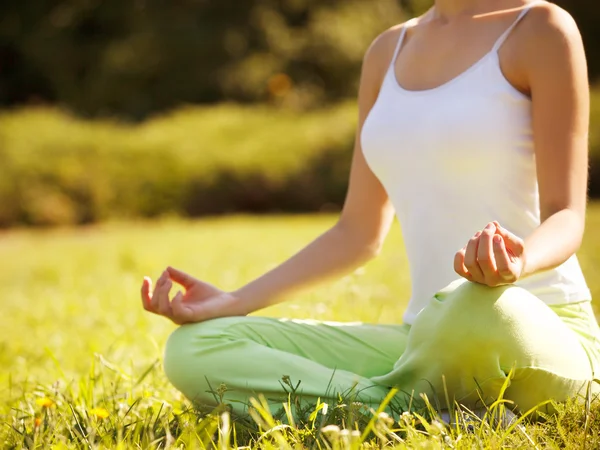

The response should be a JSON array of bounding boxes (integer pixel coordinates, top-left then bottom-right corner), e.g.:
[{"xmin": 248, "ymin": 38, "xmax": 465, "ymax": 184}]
[{"xmin": 2, "ymin": 207, "xmax": 600, "ymax": 448}]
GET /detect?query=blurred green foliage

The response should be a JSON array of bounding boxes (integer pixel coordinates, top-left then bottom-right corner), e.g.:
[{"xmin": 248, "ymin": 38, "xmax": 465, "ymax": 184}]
[
  {"xmin": 1, "ymin": 0, "xmax": 599, "ymax": 227},
  {"xmin": 2, "ymin": 1, "xmax": 599, "ymax": 119},
  {"xmin": 0, "ymin": 0, "xmax": 403, "ymax": 119},
  {"xmin": 553, "ymin": 0, "xmax": 600, "ymax": 78},
  {"xmin": 0, "ymin": 103, "xmax": 356, "ymax": 226},
  {"xmin": 2, "ymin": 92, "xmax": 600, "ymax": 227}
]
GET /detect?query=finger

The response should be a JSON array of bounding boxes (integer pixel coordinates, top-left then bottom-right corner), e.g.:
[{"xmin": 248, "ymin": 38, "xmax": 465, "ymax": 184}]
[
  {"xmin": 155, "ymin": 270, "xmax": 167, "ymax": 289},
  {"xmin": 477, "ymin": 223, "xmax": 497, "ymax": 281},
  {"xmin": 151, "ymin": 271, "xmax": 169, "ymax": 312},
  {"xmin": 454, "ymin": 248, "xmax": 471, "ymax": 279},
  {"xmin": 464, "ymin": 231, "xmax": 484, "ymax": 281},
  {"xmin": 157, "ymin": 279, "xmax": 174, "ymax": 316},
  {"xmin": 493, "ymin": 235, "xmax": 515, "ymax": 280},
  {"xmin": 167, "ymin": 266, "xmax": 196, "ymax": 289},
  {"xmin": 141, "ymin": 277, "xmax": 153, "ymax": 310},
  {"xmin": 495, "ymin": 225, "xmax": 524, "ymax": 255}
]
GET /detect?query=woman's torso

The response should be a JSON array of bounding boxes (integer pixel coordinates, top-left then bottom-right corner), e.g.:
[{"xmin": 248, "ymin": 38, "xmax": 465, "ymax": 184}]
[{"xmin": 360, "ymin": 1, "xmax": 591, "ymax": 324}]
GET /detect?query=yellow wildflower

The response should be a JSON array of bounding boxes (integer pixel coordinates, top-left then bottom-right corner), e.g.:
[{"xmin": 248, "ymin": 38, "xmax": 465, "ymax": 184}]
[
  {"xmin": 90, "ymin": 407, "xmax": 109, "ymax": 419},
  {"xmin": 34, "ymin": 417, "xmax": 42, "ymax": 428},
  {"xmin": 35, "ymin": 397, "xmax": 54, "ymax": 408}
]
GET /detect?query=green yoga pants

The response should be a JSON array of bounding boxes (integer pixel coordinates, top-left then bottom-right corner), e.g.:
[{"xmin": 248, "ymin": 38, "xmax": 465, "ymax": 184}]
[{"xmin": 163, "ymin": 280, "xmax": 600, "ymax": 416}]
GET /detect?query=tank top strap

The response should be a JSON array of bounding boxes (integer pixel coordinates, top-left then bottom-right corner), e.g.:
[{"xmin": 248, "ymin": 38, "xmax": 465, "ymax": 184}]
[
  {"xmin": 391, "ymin": 18, "xmax": 418, "ymax": 67},
  {"xmin": 492, "ymin": 1, "xmax": 544, "ymax": 53}
]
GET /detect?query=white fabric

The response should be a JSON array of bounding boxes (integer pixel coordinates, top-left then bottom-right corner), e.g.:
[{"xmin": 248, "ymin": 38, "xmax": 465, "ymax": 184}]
[{"xmin": 361, "ymin": 2, "xmax": 591, "ymax": 324}]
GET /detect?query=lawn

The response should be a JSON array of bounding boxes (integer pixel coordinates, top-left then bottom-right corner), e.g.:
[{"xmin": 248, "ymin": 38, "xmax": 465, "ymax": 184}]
[{"xmin": 2, "ymin": 207, "xmax": 600, "ymax": 448}]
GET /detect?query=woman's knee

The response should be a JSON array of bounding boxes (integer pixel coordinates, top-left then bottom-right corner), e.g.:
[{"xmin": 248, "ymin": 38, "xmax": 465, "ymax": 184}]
[
  {"xmin": 411, "ymin": 280, "xmax": 553, "ymax": 358},
  {"xmin": 418, "ymin": 280, "xmax": 584, "ymax": 368},
  {"xmin": 430, "ymin": 280, "xmax": 546, "ymax": 327},
  {"xmin": 163, "ymin": 318, "xmax": 246, "ymax": 401},
  {"xmin": 163, "ymin": 323, "xmax": 205, "ymax": 398},
  {"xmin": 436, "ymin": 278, "xmax": 539, "ymax": 306}
]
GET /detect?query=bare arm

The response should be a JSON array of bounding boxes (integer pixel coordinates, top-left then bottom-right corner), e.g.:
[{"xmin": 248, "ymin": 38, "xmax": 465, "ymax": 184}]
[
  {"xmin": 233, "ymin": 32, "xmax": 400, "ymax": 314},
  {"xmin": 142, "ymin": 27, "xmax": 403, "ymax": 322},
  {"xmin": 519, "ymin": 4, "xmax": 589, "ymax": 276},
  {"xmin": 453, "ymin": 4, "xmax": 590, "ymax": 286}
]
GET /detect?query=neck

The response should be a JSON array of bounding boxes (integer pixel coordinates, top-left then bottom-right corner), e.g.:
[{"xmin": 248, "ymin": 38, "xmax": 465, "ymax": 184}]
[{"xmin": 433, "ymin": 0, "xmax": 488, "ymax": 19}]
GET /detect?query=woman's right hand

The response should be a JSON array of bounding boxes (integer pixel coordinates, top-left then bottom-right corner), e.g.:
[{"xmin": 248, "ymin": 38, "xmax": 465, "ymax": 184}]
[{"xmin": 141, "ymin": 266, "xmax": 245, "ymax": 325}]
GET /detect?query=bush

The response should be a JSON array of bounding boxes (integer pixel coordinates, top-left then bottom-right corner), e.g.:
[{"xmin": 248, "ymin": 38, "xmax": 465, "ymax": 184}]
[
  {"xmin": 2, "ymin": 92, "xmax": 600, "ymax": 228},
  {"xmin": 0, "ymin": 103, "xmax": 356, "ymax": 227}
]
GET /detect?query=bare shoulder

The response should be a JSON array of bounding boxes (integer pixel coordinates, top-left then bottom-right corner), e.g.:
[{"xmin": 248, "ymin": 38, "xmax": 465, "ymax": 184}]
[
  {"xmin": 519, "ymin": 2, "xmax": 584, "ymax": 59},
  {"xmin": 362, "ymin": 24, "xmax": 405, "ymax": 69},
  {"xmin": 364, "ymin": 7, "xmax": 433, "ymax": 71},
  {"xmin": 356, "ymin": 23, "xmax": 408, "ymax": 95},
  {"xmin": 505, "ymin": 1, "xmax": 588, "ymax": 90}
]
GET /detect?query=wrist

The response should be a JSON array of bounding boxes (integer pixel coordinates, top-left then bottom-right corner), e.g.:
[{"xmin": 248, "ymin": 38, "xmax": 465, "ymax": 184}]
[
  {"xmin": 229, "ymin": 285, "xmax": 263, "ymax": 316},
  {"xmin": 232, "ymin": 281, "xmax": 284, "ymax": 314},
  {"xmin": 519, "ymin": 245, "xmax": 534, "ymax": 279},
  {"xmin": 223, "ymin": 290, "xmax": 246, "ymax": 315}
]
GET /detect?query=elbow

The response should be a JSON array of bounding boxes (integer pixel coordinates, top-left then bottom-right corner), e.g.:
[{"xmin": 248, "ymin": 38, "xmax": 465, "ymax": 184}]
[
  {"xmin": 351, "ymin": 243, "xmax": 381, "ymax": 265},
  {"xmin": 541, "ymin": 205, "xmax": 585, "ymax": 251},
  {"xmin": 365, "ymin": 240, "xmax": 384, "ymax": 259},
  {"xmin": 572, "ymin": 231, "xmax": 584, "ymax": 254},
  {"xmin": 356, "ymin": 231, "xmax": 387, "ymax": 261},
  {"xmin": 332, "ymin": 221, "xmax": 385, "ymax": 261},
  {"xmin": 351, "ymin": 240, "xmax": 382, "ymax": 266},
  {"xmin": 565, "ymin": 207, "xmax": 586, "ymax": 250}
]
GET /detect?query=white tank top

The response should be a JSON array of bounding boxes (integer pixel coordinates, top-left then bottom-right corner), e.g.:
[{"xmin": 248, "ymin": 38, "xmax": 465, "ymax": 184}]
[{"xmin": 361, "ymin": 2, "xmax": 591, "ymax": 325}]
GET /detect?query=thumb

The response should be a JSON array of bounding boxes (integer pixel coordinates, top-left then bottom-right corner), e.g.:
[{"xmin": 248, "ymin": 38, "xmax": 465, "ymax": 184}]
[
  {"xmin": 166, "ymin": 266, "xmax": 197, "ymax": 288},
  {"xmin": 494, "ymin": 224, "xmax": 524, "ymax": 255},
  {"xmin": 171, "ymin": 290, "xmax": 197, "ymax": 324}
]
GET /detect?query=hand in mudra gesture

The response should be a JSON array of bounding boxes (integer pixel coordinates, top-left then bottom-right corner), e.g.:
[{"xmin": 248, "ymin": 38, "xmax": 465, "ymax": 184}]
[
  {"xmin": 141, "ymin": 267, "xmax": 242, "ymax": 324},
  {"xmin": 454, "ymin": 222, "xmax": 526, "ymax": 287}
]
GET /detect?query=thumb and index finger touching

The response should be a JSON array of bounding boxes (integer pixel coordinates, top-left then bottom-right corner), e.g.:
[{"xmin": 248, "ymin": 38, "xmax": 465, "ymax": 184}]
[
  {"xmin": 166, "ymin": 266, "xmax": 197, "ymax": 288},
  {"xmin": 142, "ymin": 266, "xmax": 211, "ymax": 292},
  {"xmin": 492, "ymin": 222, "xmax": 524, "ymax": 255}
]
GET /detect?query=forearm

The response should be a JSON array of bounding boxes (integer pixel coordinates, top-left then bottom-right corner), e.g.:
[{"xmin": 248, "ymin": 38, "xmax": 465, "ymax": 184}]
[
  {"xmin": 232, "ymin": 224, "xmax": 380, "ymax": 314},
  {"xmin": 522, "ymin": 208, "xmax": 585, "ymax": 277}
]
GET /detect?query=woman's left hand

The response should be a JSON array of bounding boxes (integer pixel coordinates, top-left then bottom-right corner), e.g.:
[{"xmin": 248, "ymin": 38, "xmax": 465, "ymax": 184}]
[{"xmin": 454, "ymin": 222, "xmax": 526, "ymax": 287}]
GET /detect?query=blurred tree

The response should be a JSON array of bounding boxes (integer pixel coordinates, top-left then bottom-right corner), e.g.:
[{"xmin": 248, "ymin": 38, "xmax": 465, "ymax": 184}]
[
  {"xmin": 0, "ymin": 0, "xmax": 402, "ymax": 118},
  {"xmin": 0, "ymin": 0, "xmax": 598, "ymax": 119},
  {"xmin": 553, "ymin": 0, "xmax": 600, "ymax": 79},
  {"xmin": 400, "ymin": 0, "xmax": 433, "ymax": 15}
]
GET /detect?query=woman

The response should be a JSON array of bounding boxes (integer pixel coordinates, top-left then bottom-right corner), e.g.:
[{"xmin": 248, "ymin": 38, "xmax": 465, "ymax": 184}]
[{"xmin": 141, "ymin": 0, "xmax": 600, "ymax": 418}]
